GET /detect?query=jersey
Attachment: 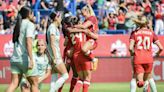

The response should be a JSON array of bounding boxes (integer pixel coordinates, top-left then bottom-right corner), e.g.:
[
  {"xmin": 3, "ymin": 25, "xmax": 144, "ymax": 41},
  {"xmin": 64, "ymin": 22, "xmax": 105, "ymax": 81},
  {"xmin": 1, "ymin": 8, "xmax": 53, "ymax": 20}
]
[
  {"xmin": 10, "ymin": 19, "xmax": 35, "ymax": 62},
  {"xmin": 130, "ymin": 28, "xmax": 159, "ymax": 64},
  {"xmin": 84, "ymin": 16, "xmax": 99, "ymax": 40},
  {"xmin": 33, "ymin": 53, "xmax": 51, "ymax": 76},
  {"xmin": 47, "ymin": 23, "xmax": 62, "ymax": 60}
]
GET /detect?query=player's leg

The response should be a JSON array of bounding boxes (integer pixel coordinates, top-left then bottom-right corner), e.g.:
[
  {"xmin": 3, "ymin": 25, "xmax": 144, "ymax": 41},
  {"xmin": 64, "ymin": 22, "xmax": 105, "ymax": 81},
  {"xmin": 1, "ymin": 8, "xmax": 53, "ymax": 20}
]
[
  {"xmin": 82, "ymin": 40, "xmax": 98, "ymax": 71},
  {"xmin": 58, "ymin": 62, "xmax": 71, "ymax": 92},
  {"xmin": 49, "ymin": 71, "xmax": 58, "ymax": 92},
  {"xmin": 130, "ymin": 58, "xmax": 137, "ymax": 92},
  {"xmin": 20, "ymin": 78, "xmax": 30, "ymax": 92},
  {"xmin": 143, "ymin": 64, "xmax": 157, "ymax": 92},
  {"xmin": 74, "ymin": 71, "xmax": 84, "ymax": 92},
  {"xmin": 50, "ymin": 60, "xmax": 69, "ymax": 92},
  {"xmin": 5, "ymin": 74, "xmax": 22, "ymax": 92},
  {"xmin": 69, "ymin": 62, "xmax": 78, "ymax": 92},
  {"xmin": 134, "ymin": 64, "xmax": 144, "ymax": 88},
  {"xmin": 27, "ymin": 76, "xmax": 39, "ymax": 92},
  {"xmin": 83, "ymin": 70, "xmax": 92, "ymax": 92}
]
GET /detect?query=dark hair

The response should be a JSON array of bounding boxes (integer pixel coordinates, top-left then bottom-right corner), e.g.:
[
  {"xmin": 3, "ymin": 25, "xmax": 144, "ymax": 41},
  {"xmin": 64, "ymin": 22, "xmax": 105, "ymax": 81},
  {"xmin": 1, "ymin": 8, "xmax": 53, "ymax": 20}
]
[
  {"xmin": 13, "ymin": 6, "xmax": 31, "ymax": 43},
  {"xmin": 46, "ymin": 12, "xmax": 58, "ymax": 44}
]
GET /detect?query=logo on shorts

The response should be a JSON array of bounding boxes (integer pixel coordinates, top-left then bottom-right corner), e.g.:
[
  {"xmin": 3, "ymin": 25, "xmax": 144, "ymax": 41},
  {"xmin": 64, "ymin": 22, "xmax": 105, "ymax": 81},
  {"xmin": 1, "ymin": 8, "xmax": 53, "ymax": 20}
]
[
  {"xmin": 3, "ymin": 40, "xmax": 14, "ymax": 57},
  {"xmin": 110, "ymin": 40, "xmax": 127, "ymax": 57}
]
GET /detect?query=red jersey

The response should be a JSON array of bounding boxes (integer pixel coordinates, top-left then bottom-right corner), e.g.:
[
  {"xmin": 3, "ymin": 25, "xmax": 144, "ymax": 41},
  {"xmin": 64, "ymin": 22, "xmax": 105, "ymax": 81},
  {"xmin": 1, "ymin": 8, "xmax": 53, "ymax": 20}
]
[
  {"xmin": 130, "ymin": 28, "xmax": 159, "ymax": 64},
  {"xmin": 84, "ymin": 16, "xmax": 99, "ymax": 40}
]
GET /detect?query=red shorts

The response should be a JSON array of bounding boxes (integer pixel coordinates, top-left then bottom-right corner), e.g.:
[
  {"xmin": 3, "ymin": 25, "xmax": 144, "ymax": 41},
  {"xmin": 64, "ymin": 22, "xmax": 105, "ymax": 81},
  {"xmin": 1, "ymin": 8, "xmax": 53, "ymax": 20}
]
[
  {"xmin": 73, "ymin": 52, "xmax": 92, "ymax": 72},
  {"xmin": 134, "ymin": 63, "xmax": 153, "ymax": 74}
]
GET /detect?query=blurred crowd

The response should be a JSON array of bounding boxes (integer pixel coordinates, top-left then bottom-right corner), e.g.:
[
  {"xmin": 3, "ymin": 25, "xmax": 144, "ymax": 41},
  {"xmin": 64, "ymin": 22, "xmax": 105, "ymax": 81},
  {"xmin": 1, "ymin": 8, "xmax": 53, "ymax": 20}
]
[{"xmin": 0, "ymin": 0, "xmax": 164, "ymax": 35}]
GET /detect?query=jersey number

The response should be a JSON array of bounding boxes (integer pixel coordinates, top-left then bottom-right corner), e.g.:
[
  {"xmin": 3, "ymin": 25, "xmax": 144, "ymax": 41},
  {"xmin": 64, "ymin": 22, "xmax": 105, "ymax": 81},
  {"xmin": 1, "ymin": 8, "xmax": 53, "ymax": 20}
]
[
  {"xmin": 137, "ymin": 36, "xmax": 150, "ymax": 50},
  {"xmin": 70, "ymin": 33, "xmax": 86, "ymax": 45}
]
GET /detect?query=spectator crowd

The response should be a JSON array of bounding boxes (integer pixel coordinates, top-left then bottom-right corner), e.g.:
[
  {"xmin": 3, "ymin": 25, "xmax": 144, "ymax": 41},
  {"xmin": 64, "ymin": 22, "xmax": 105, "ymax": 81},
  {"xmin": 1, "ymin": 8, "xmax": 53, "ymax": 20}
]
[{"xmin": 0, "ymin": 0, "xmax": 164, "ymax": 35}]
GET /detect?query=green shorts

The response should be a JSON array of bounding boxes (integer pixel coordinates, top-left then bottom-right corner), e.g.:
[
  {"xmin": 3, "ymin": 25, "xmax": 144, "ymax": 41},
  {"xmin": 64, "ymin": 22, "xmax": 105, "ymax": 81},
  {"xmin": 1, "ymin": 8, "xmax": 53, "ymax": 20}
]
[{"xmin": 10, "ymin": 61, "xmax": 28, "ymax": 74}]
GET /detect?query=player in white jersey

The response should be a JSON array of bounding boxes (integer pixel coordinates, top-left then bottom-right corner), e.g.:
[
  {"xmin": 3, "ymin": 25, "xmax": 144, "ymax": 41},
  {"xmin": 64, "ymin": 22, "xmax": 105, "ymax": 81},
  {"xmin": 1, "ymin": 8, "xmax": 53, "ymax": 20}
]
[
  {"xmin": 21, "ymin": 39, "xmax": 52, "ymax": 92},
  {"xmin": 5, "ymin": 6, "xmax": 39, "ymax": 92},
  {"xmin": 46, "ymin": 12, "xmax": 69, "ymax": 92}
]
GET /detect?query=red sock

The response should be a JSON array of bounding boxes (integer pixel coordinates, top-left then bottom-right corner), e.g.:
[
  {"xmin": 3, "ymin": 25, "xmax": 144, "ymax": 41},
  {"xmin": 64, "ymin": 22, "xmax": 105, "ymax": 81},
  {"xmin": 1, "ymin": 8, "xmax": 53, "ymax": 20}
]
[
  {"xmin": 58, "ymin": 84, "xmax": 64, "ymax": 92},
  {"xmin": 69, "ymin": 77, "xmax": 78, "ymax": 92},
  {"xmin": 83, "ymin": 80, "xmax": 90, "ymax": 92},
  {"xmin": 74, "ymin": 79, "xmax": 83, "ymax": 92}
]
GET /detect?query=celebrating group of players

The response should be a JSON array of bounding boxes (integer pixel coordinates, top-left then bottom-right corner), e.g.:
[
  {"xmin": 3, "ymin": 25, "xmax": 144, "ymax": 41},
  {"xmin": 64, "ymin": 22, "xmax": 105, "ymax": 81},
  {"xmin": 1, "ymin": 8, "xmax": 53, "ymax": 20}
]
[{"xmin": 4, "ymin": 2, "xmax": 164, "ymax": 92}]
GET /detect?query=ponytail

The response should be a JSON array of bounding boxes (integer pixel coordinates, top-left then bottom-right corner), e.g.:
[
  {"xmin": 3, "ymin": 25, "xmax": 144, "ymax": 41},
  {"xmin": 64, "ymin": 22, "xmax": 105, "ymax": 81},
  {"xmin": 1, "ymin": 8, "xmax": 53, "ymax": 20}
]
[{"xmin": 13, "ymin": 14, "xmax": 22, "ymax": 43}]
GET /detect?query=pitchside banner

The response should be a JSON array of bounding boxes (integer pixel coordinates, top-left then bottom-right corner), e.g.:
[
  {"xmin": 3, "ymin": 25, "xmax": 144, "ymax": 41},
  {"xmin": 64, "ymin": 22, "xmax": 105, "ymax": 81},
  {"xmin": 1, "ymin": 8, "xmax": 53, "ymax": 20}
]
[
  {"xmin": 0, "ymin": 35, "xmax": 164, "ymax": 57},
  {"xmin": 0, "ymin": 57, "xmax": 164, "ymax": 83}
]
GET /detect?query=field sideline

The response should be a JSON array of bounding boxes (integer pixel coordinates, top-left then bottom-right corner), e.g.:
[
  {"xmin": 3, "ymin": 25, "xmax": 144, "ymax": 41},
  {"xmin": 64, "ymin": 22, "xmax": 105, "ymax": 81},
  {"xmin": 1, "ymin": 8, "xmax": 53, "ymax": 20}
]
[{"xmin": 1, "ymin": 82, "xmax": 164, "ymax": 92}]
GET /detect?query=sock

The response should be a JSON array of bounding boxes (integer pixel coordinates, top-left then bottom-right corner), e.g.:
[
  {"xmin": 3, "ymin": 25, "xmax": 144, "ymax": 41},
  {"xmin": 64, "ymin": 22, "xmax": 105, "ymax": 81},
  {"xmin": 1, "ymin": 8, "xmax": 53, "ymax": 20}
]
[
  {"xmin": 83, "ymin": 80, "xmax": 90, "ymax": 92},
  {"xmin": 143, "ymin": 80, "xmax": 149, "ymax": 92},
  {"xmin": 130, "ymin": 78, "xmax": 136, "ymax": 92},
  {"xmin": 49, "ymin": 73, "xmax": 69, "ymax": 92},
  {"xmin": 69, "ymin": 77, "xmax": 78, "ymax": 92},
  {"xmin": 137, "ymin": 81, "xmax": 144, "ymax": 88},
  {"xmin": 74, "ymin": 79, "xmax": 83, "ymax": 92},
  {"xmin": 49, "ymin": 73, "xmax": 58, "ymax": 92},
  {"xmin": 149, "ymin": 78, "xmax": 157, "ymax": 92}
]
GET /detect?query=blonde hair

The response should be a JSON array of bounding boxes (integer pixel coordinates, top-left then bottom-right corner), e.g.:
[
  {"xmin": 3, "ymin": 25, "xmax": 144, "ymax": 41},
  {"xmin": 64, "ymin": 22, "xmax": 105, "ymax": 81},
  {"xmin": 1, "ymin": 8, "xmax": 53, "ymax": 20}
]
[{"xmin": 82, "ymin": 4, "xmax": 95, "ymax": 16}]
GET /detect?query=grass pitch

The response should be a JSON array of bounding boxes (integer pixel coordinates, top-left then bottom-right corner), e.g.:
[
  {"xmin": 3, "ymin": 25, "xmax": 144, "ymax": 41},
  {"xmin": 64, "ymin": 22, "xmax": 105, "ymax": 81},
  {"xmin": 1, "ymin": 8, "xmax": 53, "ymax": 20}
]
[{"xmin": 1, "ymin": 82, "xmax": 164, "ymax": 92}]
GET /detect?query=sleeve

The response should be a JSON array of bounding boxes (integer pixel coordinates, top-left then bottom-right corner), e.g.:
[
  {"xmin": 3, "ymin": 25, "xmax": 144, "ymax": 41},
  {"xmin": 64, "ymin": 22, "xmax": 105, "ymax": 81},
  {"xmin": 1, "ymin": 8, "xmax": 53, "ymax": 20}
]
[
  {"xmin": 47, "ymin": 63, "xmax": 52, "ymax": 69},
  {"xmin": 26, "ymin": 22, "xmax": 35, "ymax": 37},
  {"xmin": 153, "ymin": 32, "xmax": 159, "ymax": 43},
  {"xmin": 49, "ymin": 25, "xmax": 57, "ymax": 35}
]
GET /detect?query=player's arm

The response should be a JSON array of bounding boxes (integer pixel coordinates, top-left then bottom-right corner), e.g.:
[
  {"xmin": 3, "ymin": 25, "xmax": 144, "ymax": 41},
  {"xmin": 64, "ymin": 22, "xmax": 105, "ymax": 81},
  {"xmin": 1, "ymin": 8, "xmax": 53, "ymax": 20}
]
[
  {"xmin": 38, "ymin": 68, "xmax": 51, "ymax": 83},
  {"xmin": 129, "ymin": 39, "xmax": 135, "ymax": 56},
  {"xmin": 154, "ymin": 41, "xmax": 163, "ymax": 57},
  {"xmin": 74, "ymin": 21, "xmax": 92, "ymax": 29},
  {"xmin": 85, "ymin": 30, "xmax": 98, "ymax": 40},
  {"xmin": 50, "ymin": 34, "xmax": 56, "ymax": 64},
  {"xmin": 67, "ymin": 27, "xmax": 88, "ymax": 33}
]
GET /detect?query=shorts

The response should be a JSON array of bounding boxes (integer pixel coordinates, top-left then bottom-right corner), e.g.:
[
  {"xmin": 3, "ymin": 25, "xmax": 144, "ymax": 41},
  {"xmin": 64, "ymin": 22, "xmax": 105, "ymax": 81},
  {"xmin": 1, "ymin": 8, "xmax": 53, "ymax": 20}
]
[
  {"xmin": 73, "ymin": 52, "xmax": 92, "ymax": 72},
  {"xmin": 134, "ymin": 63, "xmax": 153, "ymax": 74},
  {"xmin": 10, "ymin": 61, "xmax": 28, "ymax": 74},
  {"xmin": 26, "ymin": 61, "xmax": 39, "ymax": 77}
]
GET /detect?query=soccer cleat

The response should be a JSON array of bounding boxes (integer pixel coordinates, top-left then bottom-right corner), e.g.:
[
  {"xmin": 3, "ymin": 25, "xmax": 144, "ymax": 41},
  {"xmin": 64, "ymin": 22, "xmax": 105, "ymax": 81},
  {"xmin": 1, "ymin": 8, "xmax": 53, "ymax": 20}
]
[
  {"xmin": 92, "ymin": 58, "xmax": 99, "ymax": 71},
  {"xmin": 137, "ymin": 81, "xmax": 144, "ymax": 88}
]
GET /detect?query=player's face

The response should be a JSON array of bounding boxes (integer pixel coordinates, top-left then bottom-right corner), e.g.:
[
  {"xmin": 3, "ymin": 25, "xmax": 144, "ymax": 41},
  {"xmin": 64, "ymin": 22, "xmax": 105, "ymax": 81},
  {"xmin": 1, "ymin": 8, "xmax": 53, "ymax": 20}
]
[
  {"xmin": 37, "ymin": 40, "xmax": 46, "ymax": 54},
  {"xmin": 81, "ymin": 7, "xmax": 88, "ymax": 17}
]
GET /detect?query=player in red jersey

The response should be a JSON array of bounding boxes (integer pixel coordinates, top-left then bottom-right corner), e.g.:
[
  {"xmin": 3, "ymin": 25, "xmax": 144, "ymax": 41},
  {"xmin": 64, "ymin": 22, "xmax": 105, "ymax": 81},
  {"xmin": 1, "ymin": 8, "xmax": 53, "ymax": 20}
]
[
  {"xmin": 65, "ymin": 15, "xmax": 98, "ymax": 92},
  {"xmin": 58, "ymin": 15, "xmax": 79, "ymax": 92},
  {"xmin": 74, "ymin": 4, "xmax": 99, "ymax": 71},
  {"xmin": 129, "ymin": 17, "xmax": 163, "ymax": 91}
]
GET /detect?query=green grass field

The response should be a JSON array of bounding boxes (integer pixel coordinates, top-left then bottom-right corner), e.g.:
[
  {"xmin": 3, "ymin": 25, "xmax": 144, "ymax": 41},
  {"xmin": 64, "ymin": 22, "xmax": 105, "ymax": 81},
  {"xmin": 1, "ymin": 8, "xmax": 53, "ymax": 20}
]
[{"xmin": 1, "ymin": 82, "xmax": 164, "ymax": 92}]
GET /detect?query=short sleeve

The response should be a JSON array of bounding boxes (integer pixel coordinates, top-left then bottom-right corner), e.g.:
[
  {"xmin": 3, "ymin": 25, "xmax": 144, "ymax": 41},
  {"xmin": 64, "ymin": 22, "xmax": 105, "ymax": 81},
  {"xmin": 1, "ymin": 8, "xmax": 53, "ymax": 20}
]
[
  {"xmin": 153, "ymin": 32, "xmax": 159, "ymax": 43},
  {"xmin": 26, "ymin": 22, "xmax": 35, "ymax": 37},
  {"xmin": 49, "ymin": 25, "xmax": 57, "ymax": 35}
]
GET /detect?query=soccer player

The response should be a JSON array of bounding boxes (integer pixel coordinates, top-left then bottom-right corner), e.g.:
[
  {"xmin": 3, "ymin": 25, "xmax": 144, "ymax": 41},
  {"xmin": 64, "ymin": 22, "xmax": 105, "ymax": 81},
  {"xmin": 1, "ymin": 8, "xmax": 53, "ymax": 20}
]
[
  {"xmin": 5, "ymin": 6, "xmax": 39, "ymax": 92},
  {"xmin": 74, "ymin": 4, "xmax": 99, "ymax": 71},
  {"xmin": 20, "ymin": 39, "xmax": 51, "ymax": 92},
  {"xmin": 129, "ymin": 17, "xmax": 163, "ymax": 92},
  {"xmin": 46, "ymin": 12, "xmax": 69, "ymax": 92}
]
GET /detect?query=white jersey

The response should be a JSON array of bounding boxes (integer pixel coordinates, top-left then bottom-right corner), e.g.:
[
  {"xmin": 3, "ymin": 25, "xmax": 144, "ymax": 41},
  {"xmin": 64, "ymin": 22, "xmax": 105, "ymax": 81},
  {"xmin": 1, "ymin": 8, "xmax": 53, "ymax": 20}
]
[
  {"xmin": 33, "ymin": 53, "xmax": 51, "ymax": 76},
  {"xmin": 10, "ymin": 19, "xmax": 35, "ymax": 62},
  {"xmin": 47, "ymin": 23, "xmax": 62, "ymax": 60}
]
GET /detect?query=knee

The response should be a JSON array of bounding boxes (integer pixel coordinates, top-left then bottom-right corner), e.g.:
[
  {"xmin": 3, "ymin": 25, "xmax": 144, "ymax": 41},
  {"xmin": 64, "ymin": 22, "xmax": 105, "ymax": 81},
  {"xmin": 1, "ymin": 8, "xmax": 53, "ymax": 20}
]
[{"xmin": 62, "ymin": 73, "xmax": 69, "ymax": 80}]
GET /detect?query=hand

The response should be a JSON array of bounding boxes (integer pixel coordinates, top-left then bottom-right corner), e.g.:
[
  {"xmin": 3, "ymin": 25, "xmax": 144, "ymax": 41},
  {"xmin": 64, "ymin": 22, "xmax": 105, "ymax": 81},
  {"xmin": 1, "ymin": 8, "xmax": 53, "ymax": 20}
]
[
  {"xmin": 53, "ymin": 59, "xmax": 56, "ymax": 65},
  {"xmin": 28, "ymin": 60, "xmax": 34, "ymax": 69}
]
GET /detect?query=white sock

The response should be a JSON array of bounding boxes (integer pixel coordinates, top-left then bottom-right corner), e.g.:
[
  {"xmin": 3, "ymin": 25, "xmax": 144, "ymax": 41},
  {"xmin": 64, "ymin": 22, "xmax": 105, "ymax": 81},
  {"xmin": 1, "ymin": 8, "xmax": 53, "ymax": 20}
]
[
  {"xmin": 49, "ymin": 73, "xmax": 58, "ymax": 92},
  {"xmin": 130, "ymin": 78, "xmax": 136, "ymax": 92},
  {"xmin": 149, "ymin": 78, "xmax": 157, "ymax": 92},
  {"xmin": 143, "ymin": 80, "xmax": 149, "ymax": 92},
  {"xmin": 50, "ymin": 73, "xmax": 69, "ymax": 92}
]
